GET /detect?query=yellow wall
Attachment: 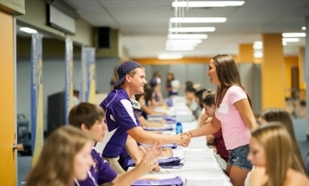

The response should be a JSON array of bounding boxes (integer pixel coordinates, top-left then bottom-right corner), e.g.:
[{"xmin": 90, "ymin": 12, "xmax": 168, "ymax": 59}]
[
  {"xmin": 0, "ymin": 10, "xmax": 16, "ymax": 185},
  {"xmin": 262, "ymin": 34, "xmax": 285, "ymax": 109}
]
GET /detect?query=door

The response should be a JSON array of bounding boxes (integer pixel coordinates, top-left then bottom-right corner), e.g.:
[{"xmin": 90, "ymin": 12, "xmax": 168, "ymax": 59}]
[{"xmin": 0, "ymin": 11, "xmax": 17, "ymax": 185}]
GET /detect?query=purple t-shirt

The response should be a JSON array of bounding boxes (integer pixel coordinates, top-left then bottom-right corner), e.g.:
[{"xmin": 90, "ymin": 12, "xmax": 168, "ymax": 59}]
[
  {"xmin": 74, "ymin": 149, "xmax": 117, "ymax": 186},
  {"xmin": 100, "ymin": 88, "xmax": 141, "ymax": 158}
]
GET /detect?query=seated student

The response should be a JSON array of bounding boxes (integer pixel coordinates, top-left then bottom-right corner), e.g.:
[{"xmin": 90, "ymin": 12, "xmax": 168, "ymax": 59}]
[
  {"xmin": 68, "ymin": 102, "xmax": 162, "ymax": 186},
  {"xmin": 26, "ymin": 125, "xmax": 94, "ymax": 186},
  {"xmin": 166, "ymin": 72, "xmax": 180, "ymax": 97},
  {"xmin": 150, "ymin": 82, "xmax": 165, "ymax": 107},
  {"xmin": 194, "ymin": 88, "xmax": 206, "ymax": 120},
  {"xmin": 131, "ymin": 97, "xmax": 165, "ymax": 128},
  {"xmin": 202, "ymin": 93, "xmax": 229, "ymax": 171},
  {"xmin": 245, "ymin": 108, "xmax": 307, "ymax": 185},
  {"xmin": 248, "ymin": 123, "xmax": 309, "ymax": 186},
  {"xmin": 185, "ymin": 86, "xmax": 199, "ymax": 119},
  {"xmin": 136, "ymin": 90, "xmax": 166, "ymax": 120}
]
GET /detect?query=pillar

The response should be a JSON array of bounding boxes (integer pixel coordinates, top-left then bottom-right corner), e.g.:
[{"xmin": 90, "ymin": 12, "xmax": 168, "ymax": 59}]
[
  {"xmin": 238, "ymin": 43, "xmax": 254, "ymax": 62},
  {"xmin": 261, "ymin": 34, "xmax": 285, "ymax": 109}
]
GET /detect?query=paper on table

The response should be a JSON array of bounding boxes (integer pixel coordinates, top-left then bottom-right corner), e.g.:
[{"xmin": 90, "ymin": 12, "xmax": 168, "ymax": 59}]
[{"xmin": 186, "ymin": 177, "xmax": 226, "ymax": 186}]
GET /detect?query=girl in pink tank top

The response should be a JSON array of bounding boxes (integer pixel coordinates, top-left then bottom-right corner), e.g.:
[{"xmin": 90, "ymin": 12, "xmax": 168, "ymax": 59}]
[{"xmin": 186, "ymin": 54, "xmax": 258, "ymax": 186}]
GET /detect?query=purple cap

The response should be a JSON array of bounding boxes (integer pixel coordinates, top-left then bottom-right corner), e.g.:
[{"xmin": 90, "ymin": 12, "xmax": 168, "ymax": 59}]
[{"xmin": 114, "ymin": 61, "xmax": 142, "ymax": 87}]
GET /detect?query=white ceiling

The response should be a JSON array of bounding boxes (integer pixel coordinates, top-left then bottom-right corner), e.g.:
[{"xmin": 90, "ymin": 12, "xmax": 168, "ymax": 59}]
[{"xmin": 63, "ymin": 0, "xmax": 309, "ymax": 58}]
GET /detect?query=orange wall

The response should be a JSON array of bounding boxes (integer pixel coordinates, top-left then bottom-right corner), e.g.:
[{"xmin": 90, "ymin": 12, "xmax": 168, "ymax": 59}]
[
  {"xmin": 0, "ymin": 10, "xmax": 16, "ymax": 185},
  {"xmin": 133, "ymin": 55, "xmax": 239, "ymax": 65}
]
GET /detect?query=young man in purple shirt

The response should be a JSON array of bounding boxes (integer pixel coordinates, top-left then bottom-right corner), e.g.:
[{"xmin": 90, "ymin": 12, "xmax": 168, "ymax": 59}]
[
  {"xmin": 100, "ymin": 61, "xmax": 191, "ymax": 173},
  {"xmin": 68, "ymin": 102, "xmax": 162, "ymax": 186}
]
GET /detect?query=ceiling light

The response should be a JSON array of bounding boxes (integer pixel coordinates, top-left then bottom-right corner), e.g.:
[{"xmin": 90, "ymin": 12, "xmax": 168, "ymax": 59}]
[
  {"xmin": 169, "ymin": 27, "xmax": 216, "ymax": 32},
  {"xmin": 158, "ymin": 53, "xmax": 183, "ymax": 60},
  {"xmin": 166, "ymin": 46, "xmax": 195, "ymax": 51},
  {"xmin": 254, "ymin": 41, "xmax": 263, "ymax": 46},
  {"xmin": 168, "ymin": 34, "xmax": 208, "ymax": 39},
  {"xmin": 20, "ymin": 27, "xmax": 38, "ymax": 34},
  {"xmin": 170, "ymin": 17, "xmax": 227, "ymax": 23},
  {"xmin": 302, "ymin": 26, "xmax": 306, "ymax": 31},
  {"xmin": 253, "ymin": 45, "xmax": 262, "ymax": 50},
  {"xmin": 166, "ymin": 43, "xmax": 198, "ymax": 48},
  {"xmin": 282, "ymin": 38, "xmax": 300, "ymax": 42},
  {"xmin": 282, "ymin": 33, "xmax": 306, "ymax": 37},
  {"xmin": 172, "ymin": 1, "xmax": 245, "ymax": 7},
  {"xmin": 166, "ymin": 39, "xmax": 202, "ymax": 44},
  {"xmin": 254, "ymin": 52, "xmax": 263, "ymax": 58}
]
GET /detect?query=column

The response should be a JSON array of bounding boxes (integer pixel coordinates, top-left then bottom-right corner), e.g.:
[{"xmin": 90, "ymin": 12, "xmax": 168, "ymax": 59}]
[
  {"xmin": 238, "ymin": 43, "xmax": 254, "ymax": 62},
  {"xmin": 261, "ymin": 34, "xmax": 285, "ymax": 109},
  {"xmin": 305, "ymin": 16, "xmax": 309, "ymax": 141}
]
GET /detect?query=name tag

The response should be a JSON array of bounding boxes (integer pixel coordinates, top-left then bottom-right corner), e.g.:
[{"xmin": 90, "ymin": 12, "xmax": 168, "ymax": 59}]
[{"xmin": 218, "ymin": 103, "xmax": 228, "ymax": 113}]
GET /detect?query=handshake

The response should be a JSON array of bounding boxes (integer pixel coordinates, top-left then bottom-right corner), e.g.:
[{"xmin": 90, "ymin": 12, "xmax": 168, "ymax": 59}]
[{"xmin": 177, "ymin": 131, "xmax": 192, "ymax": 147}]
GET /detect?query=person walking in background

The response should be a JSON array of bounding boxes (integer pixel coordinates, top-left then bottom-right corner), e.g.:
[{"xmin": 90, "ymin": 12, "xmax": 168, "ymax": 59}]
[
  {"xmin": 248, "ymin": 123, "xmax": 309, "ymax": 186},
  {"xmin": 166, "ymin": 72, "xmax": 180, "ymax": 97},
  {"xmin": 26, "ymin": 125, "xmax": 94, "ymax": 186},
  {"xmin": 150, "ymin": 70, "xmax": 161, "ymax": 85},
  {"xmin": 185, "ymin": 54, "xmax": 258, "ymax": 186}
]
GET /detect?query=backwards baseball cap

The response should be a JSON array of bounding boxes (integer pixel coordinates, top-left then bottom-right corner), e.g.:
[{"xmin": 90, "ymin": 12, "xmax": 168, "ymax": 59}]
[
  {"xmin": 114, "ymin": 61, "xmax": 142, "ymax": 87},
  {"xmin": 130, "ymin": 98, "xmax": 142, "ymax": 110}
]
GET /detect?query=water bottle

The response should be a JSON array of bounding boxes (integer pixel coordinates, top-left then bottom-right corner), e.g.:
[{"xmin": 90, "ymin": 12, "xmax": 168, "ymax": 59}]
[{"xmin": 176, "ymin": 122, "xmax": 183, "ymax": 134}]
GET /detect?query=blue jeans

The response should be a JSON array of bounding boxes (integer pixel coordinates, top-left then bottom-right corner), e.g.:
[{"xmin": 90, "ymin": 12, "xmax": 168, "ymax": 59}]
[{"xmin": 228, "ymin": 144, "xmax": 252, "ymax": 170}]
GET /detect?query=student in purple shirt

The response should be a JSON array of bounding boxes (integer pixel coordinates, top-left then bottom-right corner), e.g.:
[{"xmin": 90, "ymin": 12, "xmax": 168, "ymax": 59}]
[
  {"xmin": 69, "ymin": 102, "xmax": 162, "ymax": 186},
  {"xmin": 100, "ymin": 61, "xmax": 191, "ymax": 173}
]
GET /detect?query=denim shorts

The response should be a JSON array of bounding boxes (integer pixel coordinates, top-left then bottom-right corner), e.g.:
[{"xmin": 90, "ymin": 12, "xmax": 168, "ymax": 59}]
[{"xmin": 228, "ymin": 144, "xmax": 252, "ymax": 170}]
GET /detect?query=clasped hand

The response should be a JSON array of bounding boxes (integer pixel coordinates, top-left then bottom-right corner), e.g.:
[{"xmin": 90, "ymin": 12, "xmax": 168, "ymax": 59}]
[{"xmin": 178, "ymin": 132, "xmax": 191, "ymax": 147}]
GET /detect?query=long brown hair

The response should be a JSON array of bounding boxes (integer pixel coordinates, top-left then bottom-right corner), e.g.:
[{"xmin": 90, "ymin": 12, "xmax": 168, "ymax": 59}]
[
  {"xmin": 252, "ymin": 123, "xmax": 306, "ymax": 186},
  {"xmin": 211, "ymin": 54, "xmax": 251, "ymax": 107},
  {"xmin": 260, "ymin": 108, "xmax": 306, "ymax": 174},
  {"xmin": 26, "ymin": 126, "xmax": 92, "ymax": 186}
]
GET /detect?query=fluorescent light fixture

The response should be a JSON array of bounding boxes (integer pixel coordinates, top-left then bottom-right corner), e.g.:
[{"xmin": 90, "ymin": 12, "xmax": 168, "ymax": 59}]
[
  {"xmin": 168, "ymin": 34, "xmax": 208, "ymax": 39},
  {"xmin": 282, "ymin": 38, "xmax": 300, "ymax": 42},
  {"xmin": 169, "ymin": 27, "xmax": 216, "ymax": 32},
  {"xmin": 253, "ymin": 41, "xmax": 263, "ymax": 49},
  {"xmin": 254, "ymin": 52, "xmax": 263, "ymax": 58},
  {"xmin": 166, "ymin": 39, "xmax": 202, "ymax": 44},
  {"xmin": 166, "ymin": 46, "xmax": 195, "ymax": 51},
  {"xmin": 302, "ymin": 26, "xmax": 306, "ymax": 31},
  {"xmin": 170, "ymin": 17, "xmax": 227, "ymax": 23},
  {"xmin": 254, "ymin": 41, "xmax": 263, "ymax": 46},
  {"xmin": 20, "ymin": 27, "xmax": 38, "ymax": 34},
  {"xmin": 253, "ymin": 45, "xmax": 263, "ymax": 50},
  {"xmin": 158, "ymin": 53, "xmax": 183, "ymax": 60},
  {"xmin": 282, "ymin": 32, "xmax": 306, "ymax": 37},
  {"xmin": 172, "ymin": 1, "xmax": 245, "ymax": 7},
  {"xmin": 166, "ymin": 43, "xmax": 198, "ymax": 48}
]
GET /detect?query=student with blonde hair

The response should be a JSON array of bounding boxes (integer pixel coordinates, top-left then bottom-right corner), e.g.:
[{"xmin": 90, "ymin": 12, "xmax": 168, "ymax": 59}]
[
  {"xmin": 258, "ymin": 108, "xmax": 306, "ymax": 173},
  {"xmin": 26, "ymin": 125, "xmax": 94, "ymax": 186},
  {"xmin": 248, "ymin": 123, "xmax": 309, "ymax": 186}
]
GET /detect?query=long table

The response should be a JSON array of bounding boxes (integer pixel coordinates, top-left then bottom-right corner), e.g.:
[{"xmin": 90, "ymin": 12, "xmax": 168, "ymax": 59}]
[{"xmin": 147, "ymin": 97, "xmax": 232, "ymax": 186}]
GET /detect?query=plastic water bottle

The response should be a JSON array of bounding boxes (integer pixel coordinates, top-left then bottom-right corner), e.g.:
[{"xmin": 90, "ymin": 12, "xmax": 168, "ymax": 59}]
[{"xmin": 176, "ymin": 122, "xmax": 183, "ymax": 134}]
